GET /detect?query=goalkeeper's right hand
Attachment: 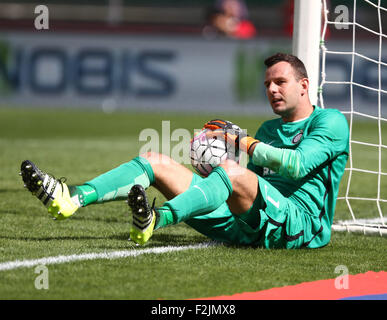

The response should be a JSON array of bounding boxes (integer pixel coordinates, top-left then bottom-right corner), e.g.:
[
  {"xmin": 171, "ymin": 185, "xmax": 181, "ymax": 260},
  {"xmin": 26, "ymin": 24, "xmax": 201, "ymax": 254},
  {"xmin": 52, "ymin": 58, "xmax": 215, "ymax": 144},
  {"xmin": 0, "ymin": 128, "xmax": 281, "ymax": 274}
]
[
  {"xmin": 203, "ymin": 119, "xmax": 241, "ymax": 132},
  {"xmin": 203, "ymin": 119, "xmax": 259, "ymax": 154}
]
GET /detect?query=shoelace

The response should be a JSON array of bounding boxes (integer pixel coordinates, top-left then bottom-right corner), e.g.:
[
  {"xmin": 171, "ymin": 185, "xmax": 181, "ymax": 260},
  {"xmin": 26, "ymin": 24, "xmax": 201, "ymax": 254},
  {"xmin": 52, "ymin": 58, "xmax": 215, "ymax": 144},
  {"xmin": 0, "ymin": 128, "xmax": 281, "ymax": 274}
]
[
  {"xmin": 40, "ymin": 174, "xmax": 67, "ymax": 198},
  {"xmin": 58, "ymin": 177, "xmax": 67, "ymax": 194}
]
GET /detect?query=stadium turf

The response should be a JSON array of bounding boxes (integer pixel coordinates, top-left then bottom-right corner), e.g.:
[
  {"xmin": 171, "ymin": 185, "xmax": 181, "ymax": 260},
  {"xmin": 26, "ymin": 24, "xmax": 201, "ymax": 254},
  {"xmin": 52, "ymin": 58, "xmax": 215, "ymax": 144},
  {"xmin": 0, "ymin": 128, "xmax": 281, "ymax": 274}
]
[{"xmin": 0, "ymin": 107, "xmax": 385, "ymax": 300}]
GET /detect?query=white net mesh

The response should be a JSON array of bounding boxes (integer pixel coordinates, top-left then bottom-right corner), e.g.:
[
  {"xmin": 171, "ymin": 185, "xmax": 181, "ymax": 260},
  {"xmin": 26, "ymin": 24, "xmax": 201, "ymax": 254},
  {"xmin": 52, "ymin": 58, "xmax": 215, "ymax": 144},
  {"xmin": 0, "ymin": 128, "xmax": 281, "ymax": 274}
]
[{"xmin": 319, "ymin": 0, "xmax": 387, "ymax": 235}]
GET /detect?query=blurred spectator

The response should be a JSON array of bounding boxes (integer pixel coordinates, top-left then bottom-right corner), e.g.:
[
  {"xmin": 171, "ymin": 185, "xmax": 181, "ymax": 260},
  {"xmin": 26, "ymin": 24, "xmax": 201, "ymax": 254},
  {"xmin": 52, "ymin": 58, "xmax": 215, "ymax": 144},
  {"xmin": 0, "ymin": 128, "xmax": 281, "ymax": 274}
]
[
  {"xmin": 202, "ymin": 0, "xmax": 256, "ymax": 39},
  {"xmin": 283, "ymin": 0, "xmax": 294, "ymax": 37}
]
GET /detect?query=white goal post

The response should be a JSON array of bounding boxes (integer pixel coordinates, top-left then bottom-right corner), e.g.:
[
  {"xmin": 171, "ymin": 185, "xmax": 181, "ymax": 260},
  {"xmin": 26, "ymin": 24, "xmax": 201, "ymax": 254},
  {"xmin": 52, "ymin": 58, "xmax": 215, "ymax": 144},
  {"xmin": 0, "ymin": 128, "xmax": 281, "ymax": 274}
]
[
  {"xmin": 292, "ymin": 0, "xmax": 387, "ymax": 236},
  {"xmin": 292, "ymin": 0, "xmax": 322, "ymax": 105}
]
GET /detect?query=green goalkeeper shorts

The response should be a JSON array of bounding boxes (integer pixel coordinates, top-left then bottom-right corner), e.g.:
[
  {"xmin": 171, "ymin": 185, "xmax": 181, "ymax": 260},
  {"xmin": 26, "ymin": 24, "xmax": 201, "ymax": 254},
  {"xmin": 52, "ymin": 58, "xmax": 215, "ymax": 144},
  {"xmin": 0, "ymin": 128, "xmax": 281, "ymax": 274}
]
[{"xmin": 185, "ymin": 174, "xmax": 307, "ymax": 249}]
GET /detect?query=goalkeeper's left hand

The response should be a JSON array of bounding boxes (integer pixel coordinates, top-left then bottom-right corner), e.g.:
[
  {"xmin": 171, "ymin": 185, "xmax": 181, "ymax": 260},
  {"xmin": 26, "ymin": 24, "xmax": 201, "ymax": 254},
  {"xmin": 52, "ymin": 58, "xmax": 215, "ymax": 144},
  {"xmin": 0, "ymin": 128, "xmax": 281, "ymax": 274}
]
[{"xmin": 203, "ymin": 119, "xmax": 259, "ymax": 154}]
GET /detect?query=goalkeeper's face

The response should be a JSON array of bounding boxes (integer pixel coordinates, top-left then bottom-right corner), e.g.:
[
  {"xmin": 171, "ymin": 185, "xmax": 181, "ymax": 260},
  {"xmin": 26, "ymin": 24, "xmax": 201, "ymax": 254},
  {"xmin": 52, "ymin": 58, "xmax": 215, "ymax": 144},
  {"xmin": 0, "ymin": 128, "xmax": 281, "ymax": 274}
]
[{"xmin": 264, "ymin": 61, "xmax": 308, "ymax": 120}]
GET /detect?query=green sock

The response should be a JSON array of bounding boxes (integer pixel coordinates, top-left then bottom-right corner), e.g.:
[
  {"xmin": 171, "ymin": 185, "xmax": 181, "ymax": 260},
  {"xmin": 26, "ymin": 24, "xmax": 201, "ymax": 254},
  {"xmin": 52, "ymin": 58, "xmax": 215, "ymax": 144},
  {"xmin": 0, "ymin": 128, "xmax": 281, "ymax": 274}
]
[
  {"xmin": 70, "ymin": 156, "xmax": 155, "ymax": 206},
  {"xmin": 69, "ymin": 184, "xmax": 98, "ymax": 207},
  {"xmin": 155, "ymin": 173, "xmax": 203, "ymax": 229},
  {"xmin": 155, "ymin": 167, "xmax": 232, "ymax": 229}
]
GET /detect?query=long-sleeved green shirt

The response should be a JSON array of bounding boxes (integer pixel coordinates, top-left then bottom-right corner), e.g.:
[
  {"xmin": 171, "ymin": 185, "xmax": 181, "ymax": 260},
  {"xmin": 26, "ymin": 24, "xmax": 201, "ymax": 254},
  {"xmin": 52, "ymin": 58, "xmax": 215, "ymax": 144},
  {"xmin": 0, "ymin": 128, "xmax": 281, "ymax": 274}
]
[{"xmin": 248, "ymin": 106, "xmax": 349, "ymax": 248}]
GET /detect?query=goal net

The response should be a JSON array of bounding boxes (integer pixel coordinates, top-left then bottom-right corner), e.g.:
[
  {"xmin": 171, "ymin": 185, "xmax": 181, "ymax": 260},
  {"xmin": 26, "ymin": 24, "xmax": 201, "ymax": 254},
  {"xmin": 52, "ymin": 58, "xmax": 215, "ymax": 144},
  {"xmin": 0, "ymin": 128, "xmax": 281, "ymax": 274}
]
[{"xmin": 318, "ymin": 0, "xmax": 387, "ymax": 236}]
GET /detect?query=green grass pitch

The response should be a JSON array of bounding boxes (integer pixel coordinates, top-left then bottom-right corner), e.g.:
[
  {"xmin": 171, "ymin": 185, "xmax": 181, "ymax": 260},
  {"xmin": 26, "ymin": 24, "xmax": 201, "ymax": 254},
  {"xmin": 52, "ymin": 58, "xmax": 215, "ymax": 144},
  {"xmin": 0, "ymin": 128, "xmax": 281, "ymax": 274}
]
[{"xmin": 0, "ymin": 107, "xmax": 386, "ymax": 300}]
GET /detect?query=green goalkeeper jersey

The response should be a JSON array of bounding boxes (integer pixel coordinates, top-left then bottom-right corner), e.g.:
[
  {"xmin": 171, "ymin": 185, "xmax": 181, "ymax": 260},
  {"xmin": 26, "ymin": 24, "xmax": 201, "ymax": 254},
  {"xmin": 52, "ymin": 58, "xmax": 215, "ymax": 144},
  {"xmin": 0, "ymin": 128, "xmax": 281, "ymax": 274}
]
[{"xmin": 247, "ymin": 106, "xmax": 349, "ymax": 248}]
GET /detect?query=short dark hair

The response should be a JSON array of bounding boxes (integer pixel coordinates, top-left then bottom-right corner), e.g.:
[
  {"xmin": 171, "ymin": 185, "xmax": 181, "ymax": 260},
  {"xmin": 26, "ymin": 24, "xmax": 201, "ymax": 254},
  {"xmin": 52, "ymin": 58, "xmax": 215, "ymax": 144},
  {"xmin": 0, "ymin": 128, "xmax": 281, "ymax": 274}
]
[{"xmin": 264, "ymin": 52, "xmax": 308, "ymax": 80}]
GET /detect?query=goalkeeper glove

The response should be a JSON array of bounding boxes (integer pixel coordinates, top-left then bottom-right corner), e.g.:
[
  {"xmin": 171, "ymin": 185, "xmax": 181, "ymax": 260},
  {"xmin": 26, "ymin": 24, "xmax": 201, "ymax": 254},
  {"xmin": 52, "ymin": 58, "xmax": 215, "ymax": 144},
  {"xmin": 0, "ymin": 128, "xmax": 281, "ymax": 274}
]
[
  {"xmin": 203, "ymin": 119, "xmax": 259, "ymax": 154},
  {"xmin": 203, "ymin": 119, "xmax": 240, "ymax": 132}
]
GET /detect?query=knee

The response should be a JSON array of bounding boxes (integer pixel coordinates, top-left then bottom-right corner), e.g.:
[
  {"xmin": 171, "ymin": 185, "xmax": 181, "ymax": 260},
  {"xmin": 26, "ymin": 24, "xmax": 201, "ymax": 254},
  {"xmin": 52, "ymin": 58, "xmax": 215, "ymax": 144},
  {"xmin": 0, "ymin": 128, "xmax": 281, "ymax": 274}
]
[
  {"xmin": 139, "ymin": 151, "xmax": 174, "ymax": 169},
  {"xmin": 219, "ymin": 160, "xmax": 259, "ymax": 214},
  {"xmin": 219, "ymin": 159, "xmax": 255, "ymax": 192},
  {"xmin": 219, "ymin": 159, "xmax": 244, "ymax": 181},
  {"xmin": 219, "ymin": 159, "xmax": 238, "ymax": 169},
  {"xmin": 140, "ymin": 151, "xmax": 160, "ymax": 162}
]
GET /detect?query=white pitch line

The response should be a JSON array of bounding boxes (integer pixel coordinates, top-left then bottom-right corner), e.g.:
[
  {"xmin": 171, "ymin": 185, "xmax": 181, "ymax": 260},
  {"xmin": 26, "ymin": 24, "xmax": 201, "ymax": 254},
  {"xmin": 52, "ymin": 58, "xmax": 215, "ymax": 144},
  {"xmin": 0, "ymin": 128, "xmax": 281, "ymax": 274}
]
[{"xmin": 0, "ymin": 242, "xmax": 214, "ymax": 272}]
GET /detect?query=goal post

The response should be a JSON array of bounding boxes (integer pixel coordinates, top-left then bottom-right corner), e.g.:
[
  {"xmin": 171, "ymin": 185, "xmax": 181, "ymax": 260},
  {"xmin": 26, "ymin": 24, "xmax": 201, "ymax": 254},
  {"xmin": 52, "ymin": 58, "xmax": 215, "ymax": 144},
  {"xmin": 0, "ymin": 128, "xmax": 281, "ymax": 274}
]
[
  {"xmin": 292, "ymin": 0, "xmax": 322, "ymax": 105},
  {"xmin": 293, "ymin": 0, "xmax": 387, "ymax": 236}
]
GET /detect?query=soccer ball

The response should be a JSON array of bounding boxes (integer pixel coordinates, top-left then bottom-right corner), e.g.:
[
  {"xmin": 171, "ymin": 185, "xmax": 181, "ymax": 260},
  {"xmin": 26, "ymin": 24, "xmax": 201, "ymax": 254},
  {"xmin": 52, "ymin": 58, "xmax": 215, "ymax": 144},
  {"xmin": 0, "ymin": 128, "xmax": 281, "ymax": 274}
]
[{"xmin": 190, "ymin": 129, "xmax": 239, "ymax": 177}]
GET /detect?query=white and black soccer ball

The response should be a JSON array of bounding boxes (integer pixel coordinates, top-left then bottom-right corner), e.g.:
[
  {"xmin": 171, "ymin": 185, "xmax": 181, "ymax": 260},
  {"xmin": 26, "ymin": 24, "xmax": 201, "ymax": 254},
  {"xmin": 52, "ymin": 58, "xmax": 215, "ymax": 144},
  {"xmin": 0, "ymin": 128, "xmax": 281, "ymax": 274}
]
[{"xmin": 190, "ymin": 129, "xmax": 239, "ymax": 177}]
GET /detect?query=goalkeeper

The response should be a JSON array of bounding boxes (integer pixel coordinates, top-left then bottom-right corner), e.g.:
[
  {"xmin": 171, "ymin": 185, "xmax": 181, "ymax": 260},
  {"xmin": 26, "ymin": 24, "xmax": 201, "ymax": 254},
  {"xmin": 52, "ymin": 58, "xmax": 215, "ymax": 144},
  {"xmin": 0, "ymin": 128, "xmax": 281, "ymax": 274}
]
[{"xmin": 20, "ymin": 52, "xmax": 349, "ymax": 249}]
